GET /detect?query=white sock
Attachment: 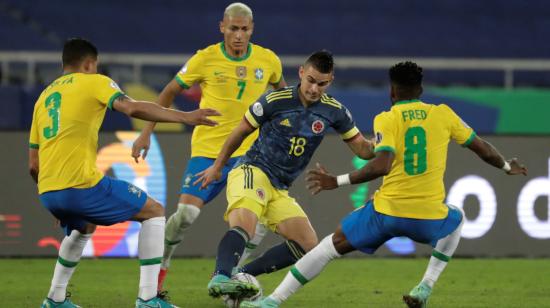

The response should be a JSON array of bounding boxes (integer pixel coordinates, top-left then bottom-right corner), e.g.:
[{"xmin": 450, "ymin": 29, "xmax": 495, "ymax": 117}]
[
  {"xmin": 48, "ymin": 230, "xmax": 92, "ymax": 302},
  {"xmin": 139, "ymin": 216, "xmax": 166, "ymax": 300},
  {"xmin": 270, "ymin": 234, "xmax": 341, "ymax": 304},
  {"xmin": 237, "ymin": 222, "xmax": 268, "ymax": 268},
  {"xmin": 162, "ymin": 203, "xmax": 200, "ymax": 269},
  {"xmin": 422, "ymin": 207, "xmax": 464, "ymax": 288}
]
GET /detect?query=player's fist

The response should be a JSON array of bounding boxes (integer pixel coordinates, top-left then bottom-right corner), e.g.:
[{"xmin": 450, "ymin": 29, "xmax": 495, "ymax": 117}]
[{"xmin": 132, "ymin": 133, "xmax": 151, "ymax": 163}]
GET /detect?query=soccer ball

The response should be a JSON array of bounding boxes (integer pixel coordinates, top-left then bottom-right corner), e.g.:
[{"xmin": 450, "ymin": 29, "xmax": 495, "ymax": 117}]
[{"xmin": 222, "ymin": 272, "xmax": 263, "ymax": 307}]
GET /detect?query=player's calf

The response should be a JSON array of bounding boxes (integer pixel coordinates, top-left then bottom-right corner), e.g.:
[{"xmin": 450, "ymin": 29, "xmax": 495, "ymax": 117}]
[{"xmin": 240, "ymin": 240, "xmax": 305, "ymax": 276}]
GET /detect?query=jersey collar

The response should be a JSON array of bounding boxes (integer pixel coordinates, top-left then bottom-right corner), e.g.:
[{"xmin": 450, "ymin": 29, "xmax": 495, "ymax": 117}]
[
  {"xmin": 394, "ymin": 99, "xmax": 421, "ymax": 105},
  {"xmin": 220, "ymin": 42, "xmax": 252, "ymax": 62}
]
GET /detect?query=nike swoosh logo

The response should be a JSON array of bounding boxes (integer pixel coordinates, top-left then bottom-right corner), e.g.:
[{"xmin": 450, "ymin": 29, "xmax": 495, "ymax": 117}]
[{"xmin": 214, "ymin": 71, "xmax": 224, "ymax": 76}]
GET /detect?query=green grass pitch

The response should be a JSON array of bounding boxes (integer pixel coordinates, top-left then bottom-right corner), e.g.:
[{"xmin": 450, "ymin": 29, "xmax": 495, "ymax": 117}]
[{"xmin": 2, "ymin": 258, "xmax": 549, "ymax": 307}]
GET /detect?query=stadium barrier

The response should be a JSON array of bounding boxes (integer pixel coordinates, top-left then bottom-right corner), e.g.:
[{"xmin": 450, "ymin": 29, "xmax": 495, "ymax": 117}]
[{"xmin": 3, "ymin": 52, "xmax": 550, "ymax": 88}]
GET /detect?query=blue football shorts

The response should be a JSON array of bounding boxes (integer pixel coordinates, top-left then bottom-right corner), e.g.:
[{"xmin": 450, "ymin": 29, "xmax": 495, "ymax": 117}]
[
  {"xmin": 179, "ymin": 156, "xmax": 241, "ymax": 203},
  {"xmin": 39, "ymin": 176, "xmax": 148, "ymax": 236},
  {"xmin": 341, "ymin": 200, "xmax": 463, "ymax": 254}
]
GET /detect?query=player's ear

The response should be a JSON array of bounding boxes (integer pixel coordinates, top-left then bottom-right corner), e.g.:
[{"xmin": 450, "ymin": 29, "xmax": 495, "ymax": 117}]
[
  {"xmin": 390, "ymin": 84, "xmax": 397, "ymax": 103},
  {"xmin": 298, "ymin": 66, "xmax": 304, "ymax": 79},
  {"xmin": 219, "ymin": 20, "xmax": 225, "ymax": 34}
]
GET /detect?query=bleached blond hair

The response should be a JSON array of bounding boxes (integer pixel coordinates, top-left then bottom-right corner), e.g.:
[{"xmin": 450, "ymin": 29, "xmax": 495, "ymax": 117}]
[{"xmin": 224, "ymin": 2, "xmax": 253, "ymax": 20}]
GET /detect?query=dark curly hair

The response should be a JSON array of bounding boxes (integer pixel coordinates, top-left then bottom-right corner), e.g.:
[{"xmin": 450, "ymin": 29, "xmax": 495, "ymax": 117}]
[{"xmin": 389, "ymin": 61, "xmax": 423, "ymax": 99}]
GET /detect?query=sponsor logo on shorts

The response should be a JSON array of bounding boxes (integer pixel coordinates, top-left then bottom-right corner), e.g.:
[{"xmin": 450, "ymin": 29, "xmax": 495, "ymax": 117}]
[
  {"xmin": 256, "ymin": 188, "xmax": 265, "ymax": 200},
  {"xmin": 128, "ymin": 184, "xmax": 142, "ymax": 198},
  {"xmin": 183, "ymin": 174, "xmax": 193, "ymax": 188}
]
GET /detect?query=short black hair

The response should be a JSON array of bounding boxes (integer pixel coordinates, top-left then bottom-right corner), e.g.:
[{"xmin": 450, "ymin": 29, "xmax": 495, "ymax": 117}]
[
  {"xmin": 389, "ymin": 61, "xmax": 423, "ymax": 98},
  {"xmin": 62, "ymin": 38, "xmax": 98, "ymax": 67},
  {"xmin": 305, "ymin": 50, "xmax": 334, "ymax": 74}
]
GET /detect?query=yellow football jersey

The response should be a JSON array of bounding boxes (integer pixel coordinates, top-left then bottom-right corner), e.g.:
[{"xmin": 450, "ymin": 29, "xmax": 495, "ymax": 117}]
[
  {"xmin": 372, "ymin": 100, "xmax": 476, "ymax": 219},
  {"xmin": 175, "ymin": 42, "xmax": 283, "ymax": 158},
  {"xmin": 29, "ymin": 73, "xmax": 124, "ymax": 194}
]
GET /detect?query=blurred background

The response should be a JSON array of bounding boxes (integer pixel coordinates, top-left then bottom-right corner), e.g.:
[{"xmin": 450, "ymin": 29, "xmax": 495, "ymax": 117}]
[{"xmin": 1, "ymin": 0, "xmax": 549, "ymax": 258}]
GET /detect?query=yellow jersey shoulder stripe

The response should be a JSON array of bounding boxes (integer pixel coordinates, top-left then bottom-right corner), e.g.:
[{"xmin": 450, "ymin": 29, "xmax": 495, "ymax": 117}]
[
  {"xmin": 266, "ymin": 89, "xmax": 293, "ymax": 100},
  {"xmin": 320, "ymin": 95, "xmax": 342, "ymax": 109},
  {"xmin": 266, "ymin": 88, "xmax": 292, "ymax": 96},
  {"xmin": 267, "ymin": 94, "xmax": 293, "ymax": 103},
  {"xmin": 266, "ymin": 91, "xmax": 293, "ymax": 103}
]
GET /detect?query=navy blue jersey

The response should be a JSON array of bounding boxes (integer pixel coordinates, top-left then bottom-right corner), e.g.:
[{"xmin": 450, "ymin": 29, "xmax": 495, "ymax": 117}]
[{"xmin": 241, "ymin": 86, "xmax": 359, "ymax": 189}]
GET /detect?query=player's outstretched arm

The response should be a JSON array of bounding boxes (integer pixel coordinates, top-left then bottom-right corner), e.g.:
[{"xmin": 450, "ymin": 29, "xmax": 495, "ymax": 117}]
[
  {"xmin": 194, "ymin": 118, "xmax": 256, "ymax": 189},
  {"xmin": 131, "ymin": 81, "xmax": 184, "ymax": 162},
  {"xmin": 306, "ymin": 151, "xmax": 393, "ymax": 195},
  {"xmin": 112, "ymin": 95, "xmax": 220, "ymax": 125},
  {"xmin": 467, "ymin": 136, "xmax": 527, "ymax": 175},
  {"xmin": 345, "ymin": 133, "xmax": 375, "ymax": 160},
  {"xmin": 28, "ymin": 148, "xmax": 39, "ymax": 183}
]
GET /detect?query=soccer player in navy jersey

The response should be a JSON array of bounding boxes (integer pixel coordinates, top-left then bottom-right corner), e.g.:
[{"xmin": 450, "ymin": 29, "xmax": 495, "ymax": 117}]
[{"xmin": 196, "ymin": 50, "xmax": 375, "ymax": 299}]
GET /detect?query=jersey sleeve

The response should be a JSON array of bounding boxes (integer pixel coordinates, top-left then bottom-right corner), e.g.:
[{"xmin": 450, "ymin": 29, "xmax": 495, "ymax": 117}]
[
  {"xmin": 268, "ymin": 52, "xmax": 283, "ymax": 85},
  {"xmin": 244, "ymin": 95, "xmax": 271, "ymax": 128},
  {"xmin": 92, "ymin": 75, "xmax": 125, "ymax": 110},
  {"xmin": 29, "ymin": 102, "xmax": 40, "ymax": 149},
  {"xmin": 333, "ymin": 106, "xmax": 360, "ymax": 141},
  {"xmin": 174, "ymin": 53, "xmax": 203, "ymax": 90},
  {"xmin": 441, "ymin": 104, "xmax": 476, "ymax": 146},
  {"xmin": 373, "ymin": 113, "xmax": 396, "ymax": 153}
]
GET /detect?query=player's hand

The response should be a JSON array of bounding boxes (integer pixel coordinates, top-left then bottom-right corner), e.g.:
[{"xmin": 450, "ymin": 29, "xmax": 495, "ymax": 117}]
[
  {"xmin": 183, "ymin": 108, "xmax": 221, "ymax": 126},
  {"xmin": 194, "ymin": 165, "xmax": 222, "ymax": 190},
  {"xmin": 305, "ymin": 163, "xmax": 338, "ymax": 195},
  {"xmin": 132, "ymin": 133, "xmax": 151, "ymax": 163},
  {"xmin": 507, "ymin": 158, "xmax": 527, "ymax": 176}
]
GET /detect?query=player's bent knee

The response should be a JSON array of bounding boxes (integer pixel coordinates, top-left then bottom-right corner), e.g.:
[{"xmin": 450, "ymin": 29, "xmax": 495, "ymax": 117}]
[
  {"xmin": 151, "ymin": 202, "xmax": 165, "ymax": 217},
  {"xmin": 175, "ymin": 203, "xmax": 201, "ymax": 226},
  {"xmin": 133, "ymin": 198, "xmax": 165, "ymax": 221},
  {"xmin": 82, "ymin": 223, "xmax": 97, "ymax": 235}
]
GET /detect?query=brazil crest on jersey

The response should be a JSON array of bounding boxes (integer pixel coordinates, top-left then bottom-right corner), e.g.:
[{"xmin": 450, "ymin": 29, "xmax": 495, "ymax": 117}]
[
  {"xmin": 241, "ymin": 86, "xmax": 359, "ymax": 190},
  {"xmin": 175, "ymin": 42, "xmax": 283, "ymax": 158},
  {"xmin": 29, "ymin": 73, "xmax": 124, "ymax": 194},
  {"xmin": 372, "ymin": 99, "xmax": 476, "ymax": 219}
]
